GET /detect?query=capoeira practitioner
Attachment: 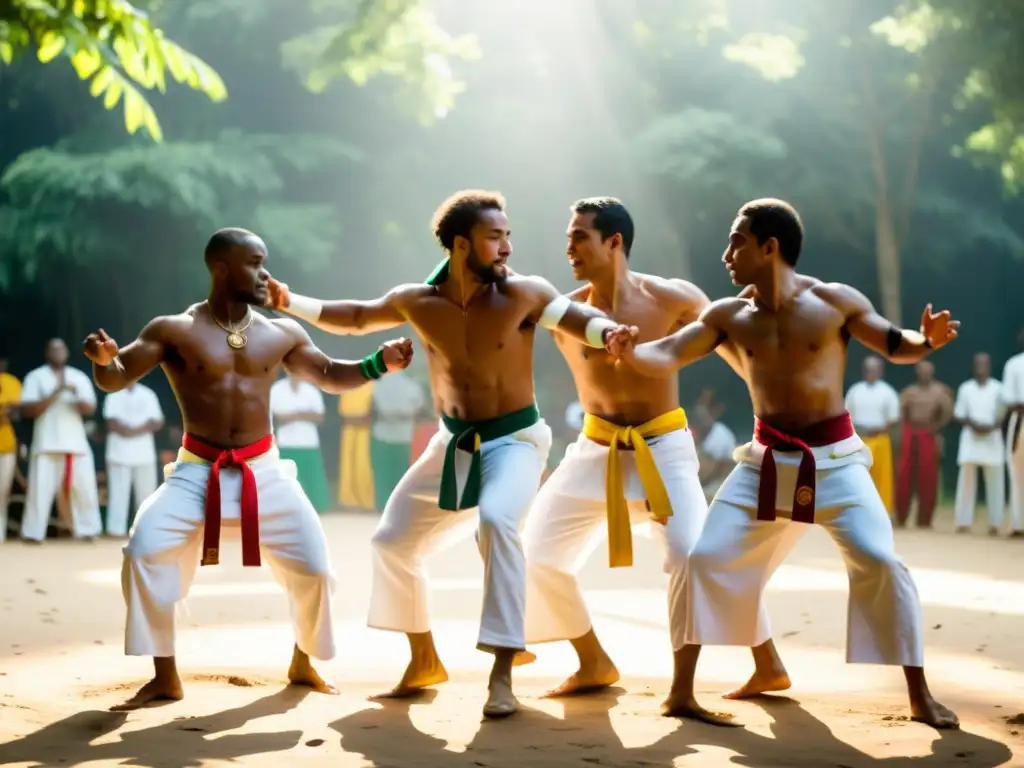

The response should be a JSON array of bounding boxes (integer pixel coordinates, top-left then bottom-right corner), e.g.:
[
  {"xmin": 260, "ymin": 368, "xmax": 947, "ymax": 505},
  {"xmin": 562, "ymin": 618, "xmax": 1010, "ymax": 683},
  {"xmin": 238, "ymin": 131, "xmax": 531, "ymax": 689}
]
[
  {"xmin": 521, "ymin": 197, "xmax": 745, "ymax": 696},
  {"xmin": 1001, "ymin": 330, "xmax": 1024, "ymax": 537},
  {"xmin": 606, "ymin": 198, "xmax": 960, "ymax": 728},
  {"xmin": 268, "ymin": 190, "xmax": 626, "ymax": 717},
  {"xmin": 82, "ymin": 227, "xmax": 413, "ymax": 711}
]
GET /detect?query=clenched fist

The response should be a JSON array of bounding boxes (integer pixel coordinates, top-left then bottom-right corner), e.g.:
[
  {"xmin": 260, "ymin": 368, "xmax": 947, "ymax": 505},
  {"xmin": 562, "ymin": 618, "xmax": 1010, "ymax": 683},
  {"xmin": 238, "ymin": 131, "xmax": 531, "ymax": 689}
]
[
  {"xmin": 604, "ymin": 324, "xmax": 640, "ymax": 361},
  {"xmin": 266, "ymin": 276, "xmax": 291, "ymax": 311},
  {"xmin": 380, "ymin": 337, "xmax": 414, "ymax": 372},
  {"xmin": 82, "ymin": 329, "xmax": 119, "ymax": 366}
]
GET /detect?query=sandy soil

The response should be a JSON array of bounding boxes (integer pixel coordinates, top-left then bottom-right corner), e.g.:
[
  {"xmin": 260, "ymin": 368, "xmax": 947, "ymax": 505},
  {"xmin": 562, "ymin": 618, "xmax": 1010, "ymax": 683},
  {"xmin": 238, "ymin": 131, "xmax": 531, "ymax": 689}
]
[{"xmin": 0, "ymin": 510, "xmax": 1021, "ymax": 768}]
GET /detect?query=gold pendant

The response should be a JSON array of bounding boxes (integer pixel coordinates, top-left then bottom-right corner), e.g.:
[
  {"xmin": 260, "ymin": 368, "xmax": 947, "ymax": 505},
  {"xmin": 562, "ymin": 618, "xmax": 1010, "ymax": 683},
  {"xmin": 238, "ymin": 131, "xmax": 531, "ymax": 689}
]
[{"xmin": 226, "ymin": 332, "xmax": 246, "ymax": 349}]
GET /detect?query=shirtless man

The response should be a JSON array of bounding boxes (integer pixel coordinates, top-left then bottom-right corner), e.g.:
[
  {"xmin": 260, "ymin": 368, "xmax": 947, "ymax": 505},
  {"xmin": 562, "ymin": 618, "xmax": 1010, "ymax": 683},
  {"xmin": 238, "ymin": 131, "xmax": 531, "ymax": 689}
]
[
  {"xmin": 896, "ymin": 360, "xmax": 954, "ymax": 528},
  {"xmin": 81, "ymin": 227, "xmax": 413, "ymax": 711},
  {"xmin": 522, "ymin": 197, "xmax": 757, "ymax": 697},
  {"xmin": 606, "ymin": 198, "xmax": 960, "ymax": 728},
  {"xmin": 267, "ymin": 190, "xmax": 624, "ymax": 717}
]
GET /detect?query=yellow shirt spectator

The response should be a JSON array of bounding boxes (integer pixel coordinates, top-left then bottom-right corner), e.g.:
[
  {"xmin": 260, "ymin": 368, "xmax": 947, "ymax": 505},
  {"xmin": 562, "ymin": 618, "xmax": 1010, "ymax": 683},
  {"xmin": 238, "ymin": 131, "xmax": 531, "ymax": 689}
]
[{"xmin": 0, "ymin": 371, "xmax": 22, "ymax": 454}]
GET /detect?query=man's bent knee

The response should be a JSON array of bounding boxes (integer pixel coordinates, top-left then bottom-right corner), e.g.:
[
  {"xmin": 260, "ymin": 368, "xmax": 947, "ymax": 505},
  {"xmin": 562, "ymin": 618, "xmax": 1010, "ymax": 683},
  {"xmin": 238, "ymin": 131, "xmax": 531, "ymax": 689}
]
[{"xmin": 478, "ymin": 506, "xmax": 521, "ymax": 541}]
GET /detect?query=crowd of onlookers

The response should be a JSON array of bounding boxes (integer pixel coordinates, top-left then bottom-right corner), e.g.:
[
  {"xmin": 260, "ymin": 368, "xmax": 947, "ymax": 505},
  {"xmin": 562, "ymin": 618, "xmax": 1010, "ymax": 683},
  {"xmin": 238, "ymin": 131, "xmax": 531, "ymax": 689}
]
[{"xmin": 4, "ymin": 334, "xmax": 1023, "ymax": 544}]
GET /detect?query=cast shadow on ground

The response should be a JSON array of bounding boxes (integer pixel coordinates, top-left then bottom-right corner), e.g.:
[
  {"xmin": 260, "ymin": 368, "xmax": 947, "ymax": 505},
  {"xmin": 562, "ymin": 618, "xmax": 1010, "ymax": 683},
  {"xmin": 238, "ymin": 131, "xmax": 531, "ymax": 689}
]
[
  {"xmin": 330, "ymin": 688, "xmax": 1014, "ymax": 768},
  {"xmin": 0, "ymin": 685, "xmax": 310, "ymax": 768}
]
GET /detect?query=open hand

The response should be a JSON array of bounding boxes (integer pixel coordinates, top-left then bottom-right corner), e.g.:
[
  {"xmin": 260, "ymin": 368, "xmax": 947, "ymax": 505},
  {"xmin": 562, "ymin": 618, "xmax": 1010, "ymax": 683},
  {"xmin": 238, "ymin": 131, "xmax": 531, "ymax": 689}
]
[
  {"xmin": 920, "ymin": 304, "xmax": 959, "ymax": 349},
  {"xmin": 604, "ymin": 324, "xmax": 639, "ymax": 361},
  {"xmin": 267, "ymin": 276, "xmax": 291, "ymax": 311},
  {"xmin": 82, "ymin": 329, "xmax": 119, "ymax": 367},
  {"xmin": 380, "ymin": 337, "xmax": 414, "ymax": 372}
]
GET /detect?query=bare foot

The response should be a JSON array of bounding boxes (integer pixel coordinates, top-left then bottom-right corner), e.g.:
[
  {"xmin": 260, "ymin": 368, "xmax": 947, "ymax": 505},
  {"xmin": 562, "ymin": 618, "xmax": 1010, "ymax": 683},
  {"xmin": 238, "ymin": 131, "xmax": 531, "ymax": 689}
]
[
  {"xmin": 723, "ymin": 669, "xmax": 792, "ymax": 700},
  {"xmin": 910, "ymin": 696, "xmax": 960, "ymax": 729},
  {"xmin": 288, "ymin": 649, "xmax": 339, "ymax": 695},
  {"xmin": 955, "ymin": 526, "xmax": 970, "ymax": 534},
  {"xmin": 513, "ymin": 650, "xmax": 537, "ymax": 667},
  {"xmin": 110, "ymin": 675, "xmax": 184, "ymax": 711},
  {"xmin": 483, "ymin": 675, "xmax": 518, "ymax": 718},
  {"xmin": 376, "ymin": 657, "xmax": 449, "ymax": 699},
  {"xmin": 543, "ymin": 660, "xmax": 620, "ymax": 697},
  {"xmin": 661, "ymin": 691, "xmax": 739, "ymax": 726}
]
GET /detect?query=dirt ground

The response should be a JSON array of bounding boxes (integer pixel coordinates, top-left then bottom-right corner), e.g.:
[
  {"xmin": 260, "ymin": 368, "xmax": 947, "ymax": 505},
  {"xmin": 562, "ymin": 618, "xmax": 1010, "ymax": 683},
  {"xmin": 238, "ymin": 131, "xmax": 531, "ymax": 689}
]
[{"xmin": 0, "ymin": 510, "xmax": 1021, "ymax": 767}]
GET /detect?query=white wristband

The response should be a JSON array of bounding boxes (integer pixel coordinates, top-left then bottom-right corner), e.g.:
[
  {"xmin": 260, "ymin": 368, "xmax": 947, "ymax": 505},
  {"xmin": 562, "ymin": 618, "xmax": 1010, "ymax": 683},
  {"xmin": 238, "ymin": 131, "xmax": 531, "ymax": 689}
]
[
  {"xmin": 285, "ymin": 293, "xmax": 323, "ymax": 324},
  {"xmin": 538, "ymin": 295, "xmax": 571, "ymax": 330},
  {"xmin": 585, "ymin": 317, "xmax": 617, "ymax": 348}
]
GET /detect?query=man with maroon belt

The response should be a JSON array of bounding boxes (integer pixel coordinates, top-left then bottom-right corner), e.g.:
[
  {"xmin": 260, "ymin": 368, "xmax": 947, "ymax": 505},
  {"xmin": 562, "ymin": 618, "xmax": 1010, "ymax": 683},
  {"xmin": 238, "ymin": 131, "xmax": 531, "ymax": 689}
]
[
  {"xmin": 82, "ymin": 227, "xmax": 413, "ymax": 711},
  {"xmin": 606, "ymin": 199, "xmax": 960, "ymax": 729}
]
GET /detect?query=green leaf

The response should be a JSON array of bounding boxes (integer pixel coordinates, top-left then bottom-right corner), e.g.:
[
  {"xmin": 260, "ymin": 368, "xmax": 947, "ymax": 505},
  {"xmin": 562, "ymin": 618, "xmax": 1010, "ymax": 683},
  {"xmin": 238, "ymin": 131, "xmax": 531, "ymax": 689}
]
[
  {"xmin": 0, "ymin": 42, "xmax": 13, "ymax": 65},
  {"xmin": 36, "ymin": 32, "xmax": 67, "ymax": 63}
]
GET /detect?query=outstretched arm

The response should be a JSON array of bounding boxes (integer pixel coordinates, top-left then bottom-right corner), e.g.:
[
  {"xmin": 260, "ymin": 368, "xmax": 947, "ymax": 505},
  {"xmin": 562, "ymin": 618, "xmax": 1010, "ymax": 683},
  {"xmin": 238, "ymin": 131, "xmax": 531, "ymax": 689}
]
[
  {"xmin": 608, "ymin": 301, "xmax": 732, "ymax": 377},
  {"xmin": 670, "ymin": 280, "xmax": 747, "ymax": 380},
  {"xmin": 826, "ymin": 284, "xmax": 959, "ymax": 363},
  {"xmin": 268, "ymin": 277, "xmax": 409, "ymax": 336},
  {"xmin": 280, "ymin": 319, "xmax": 413, "ymax": 395},
  {"xmin": 525, "ymin": 277, "xmax": 619, "ymax": 347},
  {"xmin": 84, "ymin": 321, "xmax": 168, "ymax": 393}
]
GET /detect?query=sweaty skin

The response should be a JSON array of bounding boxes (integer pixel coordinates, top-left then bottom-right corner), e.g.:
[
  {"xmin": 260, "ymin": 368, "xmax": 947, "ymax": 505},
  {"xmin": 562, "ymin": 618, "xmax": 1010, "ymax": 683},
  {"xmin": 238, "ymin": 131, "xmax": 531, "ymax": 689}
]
[
  {"xmin": 266, "ymin": 211, "xmax": 621, "ymax": 717},
  {"xmin": 607, "ymin": 272, "xmax": 960, "ymax": 729},
  {"xmin": 84, "ymin": 300, "xmax": 411, "ymax": 712}
]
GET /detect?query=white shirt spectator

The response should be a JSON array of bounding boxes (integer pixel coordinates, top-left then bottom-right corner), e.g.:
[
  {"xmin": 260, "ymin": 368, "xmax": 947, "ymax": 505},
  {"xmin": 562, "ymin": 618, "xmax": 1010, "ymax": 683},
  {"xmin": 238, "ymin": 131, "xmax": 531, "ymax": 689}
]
[
  {"xmin": 954, "ymin": 378, "xmax": 1005, "ymax": 466},
  {"xmin": 103, "ymin": 383, "xmax": 164, "ymax": 466},
  {"xmin": 19, "ymin": 365, "xmax": 95, "ymax": 455},
  {"xmin": 845, "ymin": 380, "xmax": 900, "ymax": 432},
  {"xmin": 372, "ymin": 371, "xmax": 426, "ymax": 444},
  {"xmin": 271, "ymin": 379, "xmax": 325, "ymax": 449}
]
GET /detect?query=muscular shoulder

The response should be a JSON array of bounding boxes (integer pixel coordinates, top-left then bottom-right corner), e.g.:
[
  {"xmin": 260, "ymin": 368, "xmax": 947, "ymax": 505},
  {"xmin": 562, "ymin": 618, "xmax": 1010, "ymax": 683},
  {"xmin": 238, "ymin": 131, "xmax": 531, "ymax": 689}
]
[
  {"xmin": 700, "ymin": 296, "xmax": 748, "ymax": 329},
  {"xmin": 267, "ymin": 315, "xmax": 309, "ymax": 341},
  {"xmin": 503, "ymin": 274, "xmax": 563, "ymax": 308},
  {"xmin": 810, "ymin": 280, "xmax": 872, "ymax": 317},
  {"xmin": 139, "ymin": 312, "xmax": 194, "ymax": 343},
  {"xmin": 387, "ymin": 282, "xmax": 435, "ymax": 306}
]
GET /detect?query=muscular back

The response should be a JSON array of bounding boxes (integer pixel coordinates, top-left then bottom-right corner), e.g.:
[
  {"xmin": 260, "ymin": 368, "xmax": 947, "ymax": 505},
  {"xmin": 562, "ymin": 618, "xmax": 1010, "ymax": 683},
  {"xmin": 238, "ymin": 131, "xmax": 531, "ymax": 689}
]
[
  {"xmin": 556, "ymin": 274, "xmax": 701, "ymax": 425},
  {"xmin": 399, "ymin": 277, "xmax": 541, "ymax": 421},
  {"xmin": 715, "ymin": 277, "xmax": 850, "ymax": 430},
  {"xmin": 151, "ymin": 306, "xmax": 304, "ymax": 446}
]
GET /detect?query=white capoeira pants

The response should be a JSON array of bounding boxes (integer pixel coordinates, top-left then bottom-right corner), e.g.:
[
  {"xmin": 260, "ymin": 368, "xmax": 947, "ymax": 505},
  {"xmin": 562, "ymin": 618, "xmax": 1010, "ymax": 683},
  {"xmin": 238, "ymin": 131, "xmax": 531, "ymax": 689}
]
[
  {"xmin": 954, "ymin": 462, "xmax": 1006, "ymax": 530},
  {"xmin": 368, "ymin": 419, "xmax": 552, "ymax": 652},
  {"xmin": 106, "ymin": 461, "xmax": 158, "ymax": 537},
  {"xmin": 686, "ymin": 437, "xmax": 924, "ymax": 667},
  {"xmin": 524, "ymin": 427, "xmax": 708, "ymax": 651},
  {"xmin": 22, "ymin": 451, "xmax": 102, "ymax": 542},
  {"xmin": 122, "ymin": 449, "xmax": 336, "ymax": 659},
  {"xmin": 0, "ymin": 451, "xmax": 16, "ymax": 542}
]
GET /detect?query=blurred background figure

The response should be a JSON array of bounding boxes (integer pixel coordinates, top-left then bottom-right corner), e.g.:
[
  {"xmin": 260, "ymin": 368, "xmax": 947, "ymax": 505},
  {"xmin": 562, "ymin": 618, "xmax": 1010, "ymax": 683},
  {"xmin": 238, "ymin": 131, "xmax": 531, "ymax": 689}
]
[
  {"xmin": 337, "ymin": 382, "xmax": 376, "ymax": 512},
  {"xmin": 0, "ymin": 357, "xmax": 22, "ymax": 542},
  {"xmin": 17, "ymin": 339, "xmax": 101, "ymax": 543},
  {"xmin": 845, "ymin": 356, "xmax": 900, "ymax": 514},
  {"xmin": 896, "ymin": 360, "xmax": 953, "ymax": 529},
  {"xmin": 370, "ymin": 366, "xmax": 426, "ymax": 511},
  {"xmin": 102, "ymin": 379, "xmax": 164, "ymax": 537},
  {"xmin": 271, "ymin": 371, "xmax": 331, "ymax": 514},
  {"xmin": 953, "ymin": 352, "xmax": 1005, "ymax": 535}
]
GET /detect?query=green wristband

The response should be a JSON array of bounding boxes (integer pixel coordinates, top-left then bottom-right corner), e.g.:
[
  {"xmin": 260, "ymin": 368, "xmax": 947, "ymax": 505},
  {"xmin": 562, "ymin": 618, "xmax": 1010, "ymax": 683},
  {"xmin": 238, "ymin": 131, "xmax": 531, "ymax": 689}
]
[{"xmin": 359, "ymin": 349, "xmax": 387, "ymax": 380}]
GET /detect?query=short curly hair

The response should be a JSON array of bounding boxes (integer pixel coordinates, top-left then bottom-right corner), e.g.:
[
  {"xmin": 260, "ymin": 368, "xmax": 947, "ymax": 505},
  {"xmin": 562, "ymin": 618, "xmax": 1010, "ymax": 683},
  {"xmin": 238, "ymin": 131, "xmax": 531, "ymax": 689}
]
[{"xmin": 430, "ymin": 190, "xmax": 507, "ymax": 252}]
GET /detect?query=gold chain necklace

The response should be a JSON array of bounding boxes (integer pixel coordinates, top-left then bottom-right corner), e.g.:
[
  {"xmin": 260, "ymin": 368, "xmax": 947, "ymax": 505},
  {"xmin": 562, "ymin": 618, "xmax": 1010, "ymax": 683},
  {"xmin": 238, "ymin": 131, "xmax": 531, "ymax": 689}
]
[{"xmin": 211, "ymin": 306, "xmax": 254, "ymax": 349}]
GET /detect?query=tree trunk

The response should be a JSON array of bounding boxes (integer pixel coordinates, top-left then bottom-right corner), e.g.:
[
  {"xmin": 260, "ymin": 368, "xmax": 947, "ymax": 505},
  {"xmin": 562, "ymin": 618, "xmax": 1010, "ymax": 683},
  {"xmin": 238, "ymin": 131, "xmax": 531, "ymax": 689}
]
[{"xmin": 874, "ymin": 196, "xmax": 903, "ymax": 323}]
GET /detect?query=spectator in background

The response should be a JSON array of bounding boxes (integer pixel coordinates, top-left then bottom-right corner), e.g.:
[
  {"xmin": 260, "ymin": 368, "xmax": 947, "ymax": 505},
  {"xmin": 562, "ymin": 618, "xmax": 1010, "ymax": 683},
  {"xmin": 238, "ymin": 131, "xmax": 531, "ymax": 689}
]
[
  {"xmin": 845, "ymin": 356, "xmax": 900, "ymax": 514},
  {"xmin": 895, "ymin": 360, "xmax": 954, "ymax": 528},
  {"xmin": 270, "ymin": 371, "xmax": 331, "ymax": 514},
  {"xmin": 103, "ymin": 380, "xmax": 164, "ymax": 537},
  {"xmin": 337, "ymin": 381, "xmax": 376, "ymax": 511},
  {"xmin": 370, "ymin": 368, "xmax": 426, "ymax": 511},
  {"xmin": 18, "ymin": 338, "xmax": 102, "ymax": 543},
  {"xmin": 954, "ymin": 352, "xmax": 1006, "ymax": 534},
  {"xmin": 1000, "ymin": 328, "xmax": 1024, "ymax": 537},
  {"xmin": 0, "ymin": 356, "xmax": 22, "ymax": 542},
  {"xmin": 693, "ymin": 405, "xmax": 737, "ymax": 502}
]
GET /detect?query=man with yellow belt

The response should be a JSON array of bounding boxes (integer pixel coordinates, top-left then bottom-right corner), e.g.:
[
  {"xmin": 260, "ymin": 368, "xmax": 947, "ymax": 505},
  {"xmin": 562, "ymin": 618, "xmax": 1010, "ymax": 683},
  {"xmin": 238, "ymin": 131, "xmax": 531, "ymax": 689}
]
[{"xmin": 522, "ymin": 197, "xmax": 742, "ymax": 696}]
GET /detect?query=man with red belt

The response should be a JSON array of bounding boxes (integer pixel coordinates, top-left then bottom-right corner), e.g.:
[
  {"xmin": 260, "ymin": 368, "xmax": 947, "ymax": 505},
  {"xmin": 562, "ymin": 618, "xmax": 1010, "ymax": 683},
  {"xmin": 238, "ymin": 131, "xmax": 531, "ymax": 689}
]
[
  {"xmin": 606, "ymin": 198, "xmax": 960, "ymax": 729},
  {"xmin": 895, "ymin": 360, "xmax": 954, "ymax": 528},
  {"xmin": 82, "ymin": 227, "xmax": 413, "ymax": 711}
]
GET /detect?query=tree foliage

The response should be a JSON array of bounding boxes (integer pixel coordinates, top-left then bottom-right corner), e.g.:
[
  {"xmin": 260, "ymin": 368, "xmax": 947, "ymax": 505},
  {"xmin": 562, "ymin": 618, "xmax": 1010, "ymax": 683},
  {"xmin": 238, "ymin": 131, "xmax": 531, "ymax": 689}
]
[
  {"xmin": 877, "ymin": 0, "xmax": 1024, "ymax": 191},
  {"xmin": 0, "ymin": 131, "xmax": 362, "ymax": 286},
  {"xmin": 0, "ymin": 0, "xmax": 227, "ymax": 140}
]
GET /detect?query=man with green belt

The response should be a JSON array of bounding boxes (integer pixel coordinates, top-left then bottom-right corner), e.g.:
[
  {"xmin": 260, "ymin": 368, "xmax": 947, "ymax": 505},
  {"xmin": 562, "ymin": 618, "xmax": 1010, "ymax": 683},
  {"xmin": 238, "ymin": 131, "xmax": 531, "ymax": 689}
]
[{"xmin": 267, "ymin": 189, "xmax": 625, "ymax": 718}]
